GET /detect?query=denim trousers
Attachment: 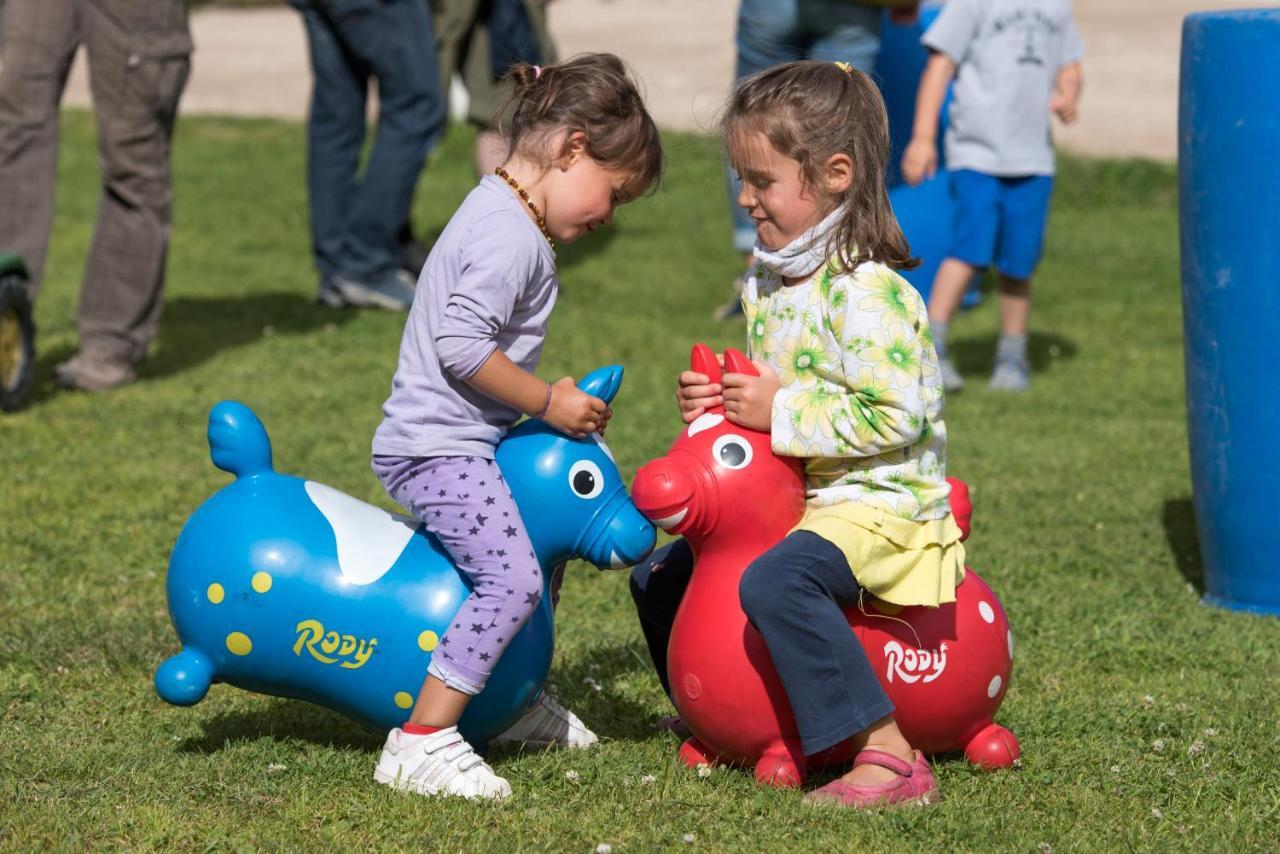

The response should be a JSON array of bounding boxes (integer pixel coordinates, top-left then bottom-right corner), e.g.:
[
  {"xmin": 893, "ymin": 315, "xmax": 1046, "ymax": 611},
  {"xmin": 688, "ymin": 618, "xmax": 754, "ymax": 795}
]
[
  {"xmin": 630, "ymin": 530, "xmax": 894, "ymax": 756},
  {"xmin": 726, "ymin": 0, "xmax": 883, "ymax": 252},
  {"xmin": 297, "ymin": 0, "xmax": 446, "ymax": 282}
]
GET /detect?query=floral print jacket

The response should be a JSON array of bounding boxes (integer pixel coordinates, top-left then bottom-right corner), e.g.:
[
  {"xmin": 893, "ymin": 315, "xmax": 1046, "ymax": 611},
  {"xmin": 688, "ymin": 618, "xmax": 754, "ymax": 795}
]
[{"xmin": 743, "ymin": 259, "xmax": 952, "ymax": 522}]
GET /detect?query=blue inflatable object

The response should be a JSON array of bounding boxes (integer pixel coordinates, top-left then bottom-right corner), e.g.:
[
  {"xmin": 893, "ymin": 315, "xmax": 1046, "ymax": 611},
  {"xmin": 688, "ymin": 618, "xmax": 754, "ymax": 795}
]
[
  {"xmin": 155, "ymin": 367, "xmax": 657, "ymax": 745},
  {"xmin": 1178, "ymin": 10, "xmax": 1280, "ymax": 616},
  {"xmin": 888, "ymin": 172, "xmax": 953, "ymax": 302},
  {"xmin": 876, "ymin": 4, "xmax": 980, "ymax": 306}
]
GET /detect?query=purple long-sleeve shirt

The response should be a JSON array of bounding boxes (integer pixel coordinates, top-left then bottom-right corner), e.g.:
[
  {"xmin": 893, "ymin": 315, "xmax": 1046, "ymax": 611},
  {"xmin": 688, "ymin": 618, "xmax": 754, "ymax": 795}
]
[{"xmin": 372, "ymin": 176, "xmax": 558, "ymax": 459}]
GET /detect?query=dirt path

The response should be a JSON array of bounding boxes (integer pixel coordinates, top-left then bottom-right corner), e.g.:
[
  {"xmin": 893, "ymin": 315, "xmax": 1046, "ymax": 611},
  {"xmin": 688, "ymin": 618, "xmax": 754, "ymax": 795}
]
[{"xmin": 62, "ymin": 0, "xmax": 1255, "ymax": 161}]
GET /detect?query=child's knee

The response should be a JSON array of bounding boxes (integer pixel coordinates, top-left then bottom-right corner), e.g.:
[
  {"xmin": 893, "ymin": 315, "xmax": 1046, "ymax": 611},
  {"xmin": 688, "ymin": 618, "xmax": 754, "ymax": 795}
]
[{"xmin": 738, "ymin": 559, "xmax": 775, "ymax": 623}]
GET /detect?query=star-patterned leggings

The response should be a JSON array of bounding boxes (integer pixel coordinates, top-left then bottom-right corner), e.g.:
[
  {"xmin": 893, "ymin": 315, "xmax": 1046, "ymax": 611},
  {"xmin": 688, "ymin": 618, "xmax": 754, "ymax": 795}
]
[{"xmin": 373, "ymin": 454, "xmax": 542, "ymax": 695}]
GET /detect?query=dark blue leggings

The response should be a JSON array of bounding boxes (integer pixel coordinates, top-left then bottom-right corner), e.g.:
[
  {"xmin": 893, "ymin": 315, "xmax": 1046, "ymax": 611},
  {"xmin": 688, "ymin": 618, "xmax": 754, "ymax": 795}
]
[{"xmin": 630, "ymin": 530, "xmax": 894, "ymax": 756}]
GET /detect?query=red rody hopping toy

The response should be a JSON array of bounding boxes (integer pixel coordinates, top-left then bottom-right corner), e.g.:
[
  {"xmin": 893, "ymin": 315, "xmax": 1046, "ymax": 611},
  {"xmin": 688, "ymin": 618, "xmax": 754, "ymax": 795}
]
[{"xmin": 631, "ymin": 344, "xmax": 1019, "ymax": 787}]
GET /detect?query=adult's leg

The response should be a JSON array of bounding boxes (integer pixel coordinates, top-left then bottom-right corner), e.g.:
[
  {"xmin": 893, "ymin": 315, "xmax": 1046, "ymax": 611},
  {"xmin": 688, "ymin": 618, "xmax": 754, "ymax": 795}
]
[
  {"xmin": 726, "ymin": 0, "xmax": 803, "ymax": 254},
  {"xmin": 628, "ymin": 539, "xmax": 694, "ymax": 699},
  {"xmin": 803, "ymin": 0, "xmax": 883, "ymax": 73},
  {"xmin": 299, "ymin": 4, "xmax": 368, "ymax": 283},
  {"xmin": 76, "ymin": 0, "xmax": 190, "ymax": 366},
  {"xmin": 336, "ymin": 0, "xmax": 445, "ymax": 282},
  {"xmin": 713, "ymin": 0, "xmax": 804, "ymax": 320},
  {"xmin": 0, "ymin": 0, "xmax": 80, "ymax": 296}
]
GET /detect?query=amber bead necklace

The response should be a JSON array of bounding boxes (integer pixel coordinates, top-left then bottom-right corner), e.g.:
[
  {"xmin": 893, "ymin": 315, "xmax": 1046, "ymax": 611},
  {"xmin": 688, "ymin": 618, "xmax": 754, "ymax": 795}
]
[{"xmin": 494, "ymin": 167, "xmax": 554, "ymax": 249}]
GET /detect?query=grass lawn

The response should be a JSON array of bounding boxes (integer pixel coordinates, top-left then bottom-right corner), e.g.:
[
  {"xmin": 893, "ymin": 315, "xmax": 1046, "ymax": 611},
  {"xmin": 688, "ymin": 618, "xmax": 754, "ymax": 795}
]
[{"xmin": 1, "ymin": 111, "xmax": 1277, "ymax": 850}]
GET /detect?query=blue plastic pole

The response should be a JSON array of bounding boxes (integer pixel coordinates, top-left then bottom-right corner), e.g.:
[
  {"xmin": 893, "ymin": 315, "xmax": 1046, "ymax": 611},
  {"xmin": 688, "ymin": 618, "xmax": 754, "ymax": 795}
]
[{"xmin": 1179, "ymin": 9, "xmax": 1280, "ymax": 615}]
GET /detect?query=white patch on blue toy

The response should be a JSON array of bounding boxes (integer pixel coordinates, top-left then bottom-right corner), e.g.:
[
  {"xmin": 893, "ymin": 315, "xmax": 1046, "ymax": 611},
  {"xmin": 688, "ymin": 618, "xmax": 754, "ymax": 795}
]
[
  {"xmin": 590, "ymin": 433, "xmax": 615, "ymax": 463},
  {"xmin": 304, "ymin": 481, "xmax": 417, "ymax": 586}
]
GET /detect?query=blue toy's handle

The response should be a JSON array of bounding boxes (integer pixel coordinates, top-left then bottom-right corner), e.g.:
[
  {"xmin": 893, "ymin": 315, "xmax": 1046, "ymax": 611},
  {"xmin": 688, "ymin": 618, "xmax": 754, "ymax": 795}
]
[
  {"xmin": 579, "ymin": 365, "xmax": 624, "ymax": 405},
  {"xmin": 208, "ymin": 400, "xmax": 274, "ymax": 478}
]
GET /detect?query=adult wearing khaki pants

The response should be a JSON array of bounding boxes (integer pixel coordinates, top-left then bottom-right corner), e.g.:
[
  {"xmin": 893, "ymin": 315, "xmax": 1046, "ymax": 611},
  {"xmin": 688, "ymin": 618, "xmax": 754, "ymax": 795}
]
[{"xmin": 0, "ymin": 0, "xmax": 191, "ymax": 392}]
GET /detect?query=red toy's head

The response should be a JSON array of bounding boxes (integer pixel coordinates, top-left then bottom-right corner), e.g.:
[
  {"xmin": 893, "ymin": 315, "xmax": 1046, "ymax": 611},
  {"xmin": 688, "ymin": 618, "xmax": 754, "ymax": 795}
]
[{"xmin": 632, "ymin": 345, "xmax": 806, "ymax": 550}]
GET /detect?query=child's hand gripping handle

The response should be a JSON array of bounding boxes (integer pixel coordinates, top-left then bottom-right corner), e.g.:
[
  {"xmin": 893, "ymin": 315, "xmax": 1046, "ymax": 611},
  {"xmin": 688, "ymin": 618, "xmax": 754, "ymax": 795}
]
[
  {"xmin": 676, "ymin": 343, "xmax": 725, "ymax": 423},
  {"xmin": 541, "ymin": 376, "xmax": 610, "ymax": 439}
]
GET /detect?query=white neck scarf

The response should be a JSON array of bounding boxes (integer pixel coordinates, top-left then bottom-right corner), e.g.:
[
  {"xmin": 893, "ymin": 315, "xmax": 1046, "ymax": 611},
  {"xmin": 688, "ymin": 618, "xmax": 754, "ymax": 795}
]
[{"xmin": 752, "ymin": 204, "xmax": 847, "ymax": 280}]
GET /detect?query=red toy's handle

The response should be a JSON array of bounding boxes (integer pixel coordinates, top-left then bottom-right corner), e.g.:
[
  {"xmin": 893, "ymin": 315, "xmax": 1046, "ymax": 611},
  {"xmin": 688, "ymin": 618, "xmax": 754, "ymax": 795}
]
[
  {"xmin": 722, "ymin": 348, "xmax": 757, "ymax": 376},
  {"xmin": 690, "ymin": 343, "xmax": 722, "ymax": 385}
]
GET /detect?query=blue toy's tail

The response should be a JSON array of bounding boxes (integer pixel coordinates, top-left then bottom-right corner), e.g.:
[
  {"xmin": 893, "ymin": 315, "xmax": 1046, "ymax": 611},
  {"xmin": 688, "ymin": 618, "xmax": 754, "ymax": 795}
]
[{"xmin": 208, "ymin": 401, "xmax": 274, "ymax": 478}]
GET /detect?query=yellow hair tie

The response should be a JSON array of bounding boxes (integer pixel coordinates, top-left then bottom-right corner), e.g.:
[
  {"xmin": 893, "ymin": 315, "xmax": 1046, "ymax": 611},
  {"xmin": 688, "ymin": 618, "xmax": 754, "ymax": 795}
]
[{"xmin": 833, "ymin": 61, "xmax": 853, "ymax": 76}]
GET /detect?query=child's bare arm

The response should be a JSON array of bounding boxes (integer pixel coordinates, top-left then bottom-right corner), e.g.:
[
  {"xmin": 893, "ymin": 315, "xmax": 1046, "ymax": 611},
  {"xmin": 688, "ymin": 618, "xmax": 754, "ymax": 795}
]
[
  {"xmin": 1050, "ymin": 62, "xmax": 1083, "ymax": 124},
  {"xmin": 467, "ymin": 349, "xmax": 607, "ymax": 439},
  {"xmin": 901, "ymin": 51, "xmax": 956, "ymax": 186}
]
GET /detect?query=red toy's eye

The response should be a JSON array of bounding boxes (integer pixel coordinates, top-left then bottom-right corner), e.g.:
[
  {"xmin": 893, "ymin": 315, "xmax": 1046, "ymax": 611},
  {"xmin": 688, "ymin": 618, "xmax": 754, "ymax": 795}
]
[{"xmin": 712, "ymin": 435, "xmax": 753, "ymax": 470}]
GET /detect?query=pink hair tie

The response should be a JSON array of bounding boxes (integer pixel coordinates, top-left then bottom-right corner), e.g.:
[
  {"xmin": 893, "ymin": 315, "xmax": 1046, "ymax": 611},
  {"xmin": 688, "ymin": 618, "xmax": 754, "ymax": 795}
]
[{"xmin": 533, "ymin": 65, "xmax": 543, "ymax": 80}]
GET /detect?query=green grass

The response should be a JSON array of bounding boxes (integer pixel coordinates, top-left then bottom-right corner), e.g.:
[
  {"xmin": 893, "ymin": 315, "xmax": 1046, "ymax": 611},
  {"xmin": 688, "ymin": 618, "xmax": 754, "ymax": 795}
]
[{"xmin": 2, "ymin": 111, "xmax": 1278, "ymax": 850}]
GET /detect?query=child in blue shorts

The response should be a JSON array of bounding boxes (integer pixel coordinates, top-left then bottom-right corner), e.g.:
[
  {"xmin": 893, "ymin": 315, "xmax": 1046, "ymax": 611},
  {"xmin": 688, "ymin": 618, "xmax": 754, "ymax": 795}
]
[{"xmin": 901, "ymin": 0, "xmax": 1083, "ymax": 391}]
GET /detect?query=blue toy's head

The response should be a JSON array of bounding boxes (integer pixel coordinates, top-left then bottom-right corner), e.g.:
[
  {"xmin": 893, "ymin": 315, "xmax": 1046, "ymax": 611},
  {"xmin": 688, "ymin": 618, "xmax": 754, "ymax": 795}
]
[{"xmin": 496, "ymin": 366, "xmax": 655, "ymax": 570}]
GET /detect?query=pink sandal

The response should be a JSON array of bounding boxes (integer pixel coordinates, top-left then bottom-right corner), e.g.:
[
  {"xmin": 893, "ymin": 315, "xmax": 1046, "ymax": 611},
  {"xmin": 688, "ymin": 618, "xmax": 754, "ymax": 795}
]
[{"xmin": 803, "ymin": 749, "xmax": 940, "ymax": 808}]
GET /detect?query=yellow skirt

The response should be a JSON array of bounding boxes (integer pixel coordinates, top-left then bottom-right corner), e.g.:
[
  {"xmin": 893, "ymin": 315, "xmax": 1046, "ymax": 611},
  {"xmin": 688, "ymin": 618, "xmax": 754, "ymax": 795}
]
[{"xmin": 795, "ymin": 503, "xmax": 966, "ymax": 608}]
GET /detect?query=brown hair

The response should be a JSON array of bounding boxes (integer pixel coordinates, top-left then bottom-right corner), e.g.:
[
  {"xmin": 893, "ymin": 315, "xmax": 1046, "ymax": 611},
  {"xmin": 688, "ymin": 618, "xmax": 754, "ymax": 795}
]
[
  {"xmin": 499, "ymin": 53, "xmax": 664, "ymax": 198},
  {"xmin": 723, "ymin": 61, "xmax": 917, "ymax": 272}
]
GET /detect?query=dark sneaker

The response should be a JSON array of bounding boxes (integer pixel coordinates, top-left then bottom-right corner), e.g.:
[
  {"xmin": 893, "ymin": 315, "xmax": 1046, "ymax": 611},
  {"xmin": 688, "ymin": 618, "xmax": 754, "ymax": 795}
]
[
  {"xmin": 55, "ymin": 351, "xmax": 136, "ymax": 392},
  {"xmin": 333, "ymin": 269, "xmax": 416, "ymax": 311}
]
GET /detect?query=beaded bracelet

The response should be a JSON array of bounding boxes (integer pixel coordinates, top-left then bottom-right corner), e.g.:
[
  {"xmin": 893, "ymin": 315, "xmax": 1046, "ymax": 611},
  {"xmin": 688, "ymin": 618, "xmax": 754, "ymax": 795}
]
[{"xmin": 535, "ymin": 382, "xmax": 553, "ymax": 419}]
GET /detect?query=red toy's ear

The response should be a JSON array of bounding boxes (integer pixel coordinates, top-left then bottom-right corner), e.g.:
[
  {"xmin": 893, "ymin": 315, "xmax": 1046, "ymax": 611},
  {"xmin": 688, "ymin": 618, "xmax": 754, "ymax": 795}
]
[
  {"xmin": 690, "ymin": 343, "xmax": 723, "ymax": 384},
  {"xmin": 723, "ymin": 348, "xmax": 758, "ymax": 377}
]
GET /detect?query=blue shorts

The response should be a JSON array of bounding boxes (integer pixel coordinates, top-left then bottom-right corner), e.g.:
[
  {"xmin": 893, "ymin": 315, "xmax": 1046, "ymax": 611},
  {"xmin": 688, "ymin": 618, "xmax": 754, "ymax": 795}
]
[{"xmin": 947, "ymin": 170, "xmax": 1054, "ymax": 281}]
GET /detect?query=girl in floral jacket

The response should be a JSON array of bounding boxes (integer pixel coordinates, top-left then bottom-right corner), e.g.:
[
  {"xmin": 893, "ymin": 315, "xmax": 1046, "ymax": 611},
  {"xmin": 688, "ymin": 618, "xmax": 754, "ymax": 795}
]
[{"xmin": 633, "ymin": 60, "xmax": 965, "ymax": 809}]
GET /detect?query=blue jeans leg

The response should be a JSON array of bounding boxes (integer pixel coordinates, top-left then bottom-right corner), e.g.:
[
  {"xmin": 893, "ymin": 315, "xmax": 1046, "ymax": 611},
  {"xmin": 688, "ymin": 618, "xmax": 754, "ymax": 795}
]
[
  {"xmin": 327, "ymin": 0, "xmax": 445, "ymax": 281},
  {"xmin": 802, "ymin": 0, "xmax": 882, "ymax": 70},
  {"xmin": 738, "ymin": 530, "xmax": 894, "ymax": 756},
  {"xmin": 300, "ymin": 5, "xmax": 367, "ymax": 280}
]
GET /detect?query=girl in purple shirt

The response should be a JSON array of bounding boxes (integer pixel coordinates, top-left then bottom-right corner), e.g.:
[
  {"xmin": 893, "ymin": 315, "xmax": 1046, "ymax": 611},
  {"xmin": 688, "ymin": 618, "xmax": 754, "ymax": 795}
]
[{"xmin": 370, "ymin": 53, "xmax": 663, "ymax": 800}]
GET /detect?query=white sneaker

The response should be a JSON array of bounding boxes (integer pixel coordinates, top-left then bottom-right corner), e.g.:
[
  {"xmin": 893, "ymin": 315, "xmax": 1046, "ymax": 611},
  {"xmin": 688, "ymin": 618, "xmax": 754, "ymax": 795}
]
[
  {"xmin": 373, "ymin": 726, "xmax": 511, "ymax": 799},
  {"xmin": 492, "ymin": 693, "xmax": 599, "ymax": 749}
]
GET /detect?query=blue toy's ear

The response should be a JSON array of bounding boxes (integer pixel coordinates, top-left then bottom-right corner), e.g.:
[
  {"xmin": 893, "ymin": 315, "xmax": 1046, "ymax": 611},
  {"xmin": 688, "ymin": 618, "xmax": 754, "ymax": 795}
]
[{"xmin": 578, "ymin": 365, "xmax": 624, "ymax": 405}]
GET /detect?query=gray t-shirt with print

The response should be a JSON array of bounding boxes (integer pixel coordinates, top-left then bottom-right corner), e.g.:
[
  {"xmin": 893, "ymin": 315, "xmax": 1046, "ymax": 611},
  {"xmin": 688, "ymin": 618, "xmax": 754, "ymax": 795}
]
[{"xmin": 923, "ymin": 0, "xmax": 1084, "ymax": 176}]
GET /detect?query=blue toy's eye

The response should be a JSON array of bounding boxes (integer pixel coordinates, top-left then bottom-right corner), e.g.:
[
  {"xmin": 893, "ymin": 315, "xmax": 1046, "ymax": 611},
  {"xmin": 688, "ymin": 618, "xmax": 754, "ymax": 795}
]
[
  {"xmin": 568, "ymin": 460, "xmax": 604, "ymax": 499},
  {"xmin": 712, "ymin": 434, "xmax": 753, "ymax": 470}
]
